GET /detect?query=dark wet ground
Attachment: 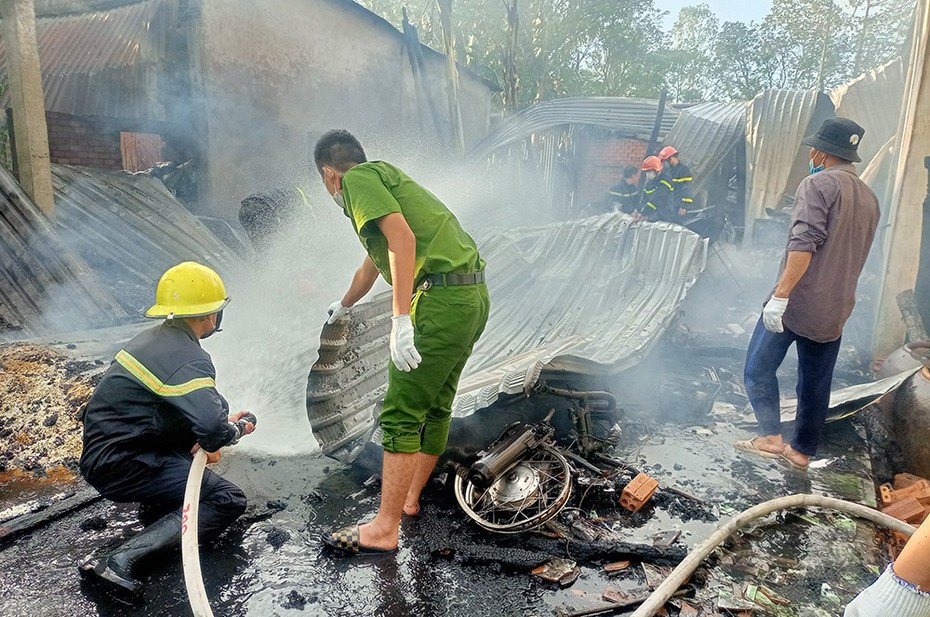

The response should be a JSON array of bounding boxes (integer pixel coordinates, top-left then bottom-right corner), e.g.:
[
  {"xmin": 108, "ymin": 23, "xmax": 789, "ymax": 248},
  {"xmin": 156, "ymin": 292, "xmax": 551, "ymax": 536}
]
[
  {"xmin": 0, "ymin": 250, "xmax": 893, "ymax": 616},
  {"xmin": 0, "ymin": 411, "xmax": 889, "ymax": 617}
]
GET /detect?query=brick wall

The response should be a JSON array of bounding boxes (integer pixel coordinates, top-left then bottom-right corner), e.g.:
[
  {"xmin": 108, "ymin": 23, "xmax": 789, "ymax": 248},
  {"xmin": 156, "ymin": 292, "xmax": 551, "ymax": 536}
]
[
  {"xmin": 575, "ymin": 133, "xmax": 649, "ymax": 206},
  {"xmin": 46, "ymin": 111, "xmax": 123, "ymax": 170}
]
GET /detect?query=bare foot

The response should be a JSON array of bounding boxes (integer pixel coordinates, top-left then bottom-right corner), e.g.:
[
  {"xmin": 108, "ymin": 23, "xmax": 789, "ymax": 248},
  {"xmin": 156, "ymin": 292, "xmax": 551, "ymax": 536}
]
[
  {"xmin": 402, "ymin": 502, "xmax": 420, "ymax": 517},
  {"xmin": 782, "ymin": 445, "xmax": 810, "ymax": 469},
  {"xmin": 356, "ymin": 521, "xmax": 399, "ymax": 551}
]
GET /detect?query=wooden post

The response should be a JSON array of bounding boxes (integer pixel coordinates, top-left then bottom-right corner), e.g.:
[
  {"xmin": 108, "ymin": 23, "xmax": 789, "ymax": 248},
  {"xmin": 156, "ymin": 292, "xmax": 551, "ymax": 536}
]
[
  {"xmin": 0, "ymin": 0, "xmax": 54, "ymax": 217},
  {"xmin": 873, "ymin": 0, "xmax": 930, "ymax": 359}
]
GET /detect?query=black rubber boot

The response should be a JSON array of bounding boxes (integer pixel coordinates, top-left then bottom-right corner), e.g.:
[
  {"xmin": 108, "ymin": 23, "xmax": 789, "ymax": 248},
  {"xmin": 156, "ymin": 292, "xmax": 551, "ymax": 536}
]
[{"xmin": 79, "ymin": 511, "xmax": 182, "ymax": 599}]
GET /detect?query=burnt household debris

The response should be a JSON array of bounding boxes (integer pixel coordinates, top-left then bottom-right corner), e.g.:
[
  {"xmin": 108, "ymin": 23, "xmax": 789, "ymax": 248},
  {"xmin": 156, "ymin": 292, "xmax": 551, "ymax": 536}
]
[{"xmin": 1, "ymin": 0, "xmax": 930, "ymax": 616}]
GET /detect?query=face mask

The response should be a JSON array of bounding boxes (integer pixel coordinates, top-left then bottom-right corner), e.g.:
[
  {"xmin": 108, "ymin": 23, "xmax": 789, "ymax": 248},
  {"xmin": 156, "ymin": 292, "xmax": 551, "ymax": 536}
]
[
  {"xmin": 646, "ymin": 171, "xmax": 657, "ymax": 181},
  {"xmin": 201, "ymin": 310, "xmax": 223, "ymax": 339},
  {"xmin": 332, "ymin": 192, "xmax": 344, "ymax": 208},
  {"xmin": 809, "ymin": 154, "xmax": 825, "ymax": 175}
]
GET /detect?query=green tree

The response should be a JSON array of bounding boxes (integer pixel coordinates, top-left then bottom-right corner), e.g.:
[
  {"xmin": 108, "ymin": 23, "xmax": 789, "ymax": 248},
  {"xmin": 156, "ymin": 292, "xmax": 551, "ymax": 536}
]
[
  {"xmin": 711, "ymin": 21, "xmax": 779, "ymax": 99},
  {"xmin": 666, "ymin": 4, "xmax": 719, "ymax": 102}
]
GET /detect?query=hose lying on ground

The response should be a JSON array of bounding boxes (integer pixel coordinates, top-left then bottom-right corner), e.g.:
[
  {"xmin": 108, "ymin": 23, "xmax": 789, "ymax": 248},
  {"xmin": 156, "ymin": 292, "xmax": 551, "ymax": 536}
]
[
  {"xmin": 182, "ymin": 449, "xmax": 213, "ymax": 617},
  {"xmin": 630, "ymin": 493, "xmax": 917, "ymax": 617}
]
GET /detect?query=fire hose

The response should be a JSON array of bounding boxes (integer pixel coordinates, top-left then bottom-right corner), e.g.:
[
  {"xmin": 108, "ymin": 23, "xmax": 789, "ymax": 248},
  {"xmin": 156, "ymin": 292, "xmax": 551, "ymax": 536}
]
[
  {"xmin": 181, "ymin": 413, "xmax": 256, "ymax": 617},
  {"xmin": 629, "ymin": 493, "xmax": 918, "ymax": 617}
]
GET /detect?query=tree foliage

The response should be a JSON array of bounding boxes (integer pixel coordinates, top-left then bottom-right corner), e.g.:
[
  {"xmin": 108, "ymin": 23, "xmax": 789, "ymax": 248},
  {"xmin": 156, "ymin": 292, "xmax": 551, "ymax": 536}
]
[{"xmin": 354, "ymin": 0, "xmax": 916, "ymax": 105}]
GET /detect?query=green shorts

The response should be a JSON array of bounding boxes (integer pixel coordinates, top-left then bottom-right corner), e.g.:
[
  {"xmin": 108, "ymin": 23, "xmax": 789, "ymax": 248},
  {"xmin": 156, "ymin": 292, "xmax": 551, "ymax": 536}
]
[{"xmin": 379, "ymin": 283, "xmax": 490, "ymax": 455}]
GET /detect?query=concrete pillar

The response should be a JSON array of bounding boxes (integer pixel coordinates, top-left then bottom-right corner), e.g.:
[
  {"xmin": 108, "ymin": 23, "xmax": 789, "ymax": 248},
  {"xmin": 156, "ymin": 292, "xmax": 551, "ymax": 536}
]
[
  {"xmin": 873, "ymin": 0, "xmax": 930, "ymax": 359},
  {"xmin": 1, "ymin": 0, "xmax": 54, "ymax": 216}
]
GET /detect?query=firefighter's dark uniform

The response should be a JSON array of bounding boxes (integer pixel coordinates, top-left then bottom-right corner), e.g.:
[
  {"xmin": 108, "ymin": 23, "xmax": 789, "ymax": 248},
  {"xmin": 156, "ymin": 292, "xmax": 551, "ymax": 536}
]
[
  {"xmin": 668, "ymin": 160, "xmax": 695, "ymax": 215},
  {"xmin": 609, "ymin": 179, "xmax": 640, "ymax": 214},
  {"xmin": 80, "ymin": 321, "xmax": 246, "ymax": 535},
  {"xmin": 641, "ymin": 172, "xmax": 676, "ymax": 221}
]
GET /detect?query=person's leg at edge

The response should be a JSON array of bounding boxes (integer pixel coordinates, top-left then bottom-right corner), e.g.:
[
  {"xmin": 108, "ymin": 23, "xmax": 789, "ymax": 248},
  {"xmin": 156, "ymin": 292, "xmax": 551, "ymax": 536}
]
[
  {"xmin": 784, "ymin": 334, "xmax": 842, "ymax": 467},
  {"xmin": 743, "ymin": 317, "xmax": 796, "ymax": 454},
  {"xmin": 403, "ymin": 452, "xmax": 440, "ymax": 516}
]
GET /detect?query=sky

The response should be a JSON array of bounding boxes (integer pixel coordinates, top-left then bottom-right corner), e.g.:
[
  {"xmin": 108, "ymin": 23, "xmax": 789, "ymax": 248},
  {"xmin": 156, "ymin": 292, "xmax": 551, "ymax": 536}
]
[{"xmin": 657, "ymin": 0, "xmax": 772, "ymax": 28}]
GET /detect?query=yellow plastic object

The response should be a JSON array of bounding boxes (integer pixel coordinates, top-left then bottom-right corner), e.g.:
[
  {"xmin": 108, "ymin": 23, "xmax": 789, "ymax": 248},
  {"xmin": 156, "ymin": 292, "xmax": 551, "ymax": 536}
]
[{"xmin": 145, "ymin": 261, "xmax": 230, "ymax": 319}]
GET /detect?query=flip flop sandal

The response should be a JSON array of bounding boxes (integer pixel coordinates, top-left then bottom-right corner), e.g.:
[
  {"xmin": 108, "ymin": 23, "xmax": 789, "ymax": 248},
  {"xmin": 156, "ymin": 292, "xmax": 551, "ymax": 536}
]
[
  {"xmin": 321, "ymin": 525, "xmax": 397, "ymax": 555},
  {"xmin": 778, "ymin": 452, "xmax": 809, "ymax": 471},
  {"xmin": 734, "ymin": 438, "xmax": 781, "ymax": 460}
]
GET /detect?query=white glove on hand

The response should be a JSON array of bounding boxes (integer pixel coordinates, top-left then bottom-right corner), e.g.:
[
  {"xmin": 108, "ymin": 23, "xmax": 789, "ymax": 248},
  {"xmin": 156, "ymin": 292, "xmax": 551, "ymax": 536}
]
[
  {"xmin": 390, "ymin": 314, "xmax": 422, "ymax": 372},
  {"xmin": 762, "ymin": 296, "xmax": 789, "ymax": 333},
  {"xmin": 327, "ymin": 300, "xmax": 350, "ymax": 324}
]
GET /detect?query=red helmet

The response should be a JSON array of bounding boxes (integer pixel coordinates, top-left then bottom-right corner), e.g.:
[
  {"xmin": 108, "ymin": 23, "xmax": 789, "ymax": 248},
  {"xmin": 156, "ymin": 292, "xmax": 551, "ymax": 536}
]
[
  {"xmin": 641, "ymin": 156, "xmax": 662, "ymax": 172},
  {"xmin": 658, "ymin": 146, "xmax": 679, "ymax": 161}
]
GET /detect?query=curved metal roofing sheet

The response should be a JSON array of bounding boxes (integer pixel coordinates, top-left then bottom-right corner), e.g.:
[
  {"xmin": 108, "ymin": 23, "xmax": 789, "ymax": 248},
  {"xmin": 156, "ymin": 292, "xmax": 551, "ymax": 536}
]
[
  {"xmin": 662, "ymin": 101, "xmax": 747, "ymax": 197},
  {"xmin": 470, "ymin": 97, "xmax": 682, "ymax": 159},
  {"xmin": 306, "ymin": 214, "xmax": 707, "ymax": 462}
]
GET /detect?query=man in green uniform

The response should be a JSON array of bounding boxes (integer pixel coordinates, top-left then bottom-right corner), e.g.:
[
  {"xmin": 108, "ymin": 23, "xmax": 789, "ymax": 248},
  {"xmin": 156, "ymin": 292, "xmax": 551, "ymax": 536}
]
[{"xmin": 314, "ymin": 130, "xmax": 490, "ymax": 554}]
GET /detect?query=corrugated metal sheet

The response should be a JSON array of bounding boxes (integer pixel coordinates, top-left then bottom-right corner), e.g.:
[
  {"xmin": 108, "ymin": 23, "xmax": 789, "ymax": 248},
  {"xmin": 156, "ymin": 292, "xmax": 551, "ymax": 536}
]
[
  {"xmin": 743, "ymin": 90, "xmax": 835, "ymax": 245},
  {"xmin": 830, "ymin": 58, "xmax": 905, "ymax": 169},
  {"xmin": 0, "ymin": 0, "xmax": 175, "ymax": 121},
  {"xmin": 662, "ymin": 101, "xmax": 747, "ymax": 198},
  {"xmin": 470, "ymin": 98, "xmax": 681, "ymax": 159},
  {"xmin": 0, "ymin": 166, "xmax": 126, "ymax": 337},
  {"xmin": 50, "ymin": 164, "xmax": 242, "ymax": 317},
  {"xmin": 307, "ymin": 214, "xmax": 708, "ymax": 462}
]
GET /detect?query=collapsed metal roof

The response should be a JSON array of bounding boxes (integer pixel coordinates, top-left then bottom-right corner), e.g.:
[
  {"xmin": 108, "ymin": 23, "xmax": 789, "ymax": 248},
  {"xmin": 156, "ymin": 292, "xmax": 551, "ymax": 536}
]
[
  {"xmin": 50, "ymin": 164, "xmax": 242, "ymax": 317},
  {"xmin": 0, "ymin": 0, "xmax": 176, "ymax": 121},
  {"xmin": 830, "ymin": 58, "xmax": 905, "ymax": 169},
  {"xmin": 469, "ymin": 98, "xmax": 681, "ymax": 159},
  {"xmin": 0, "ymin": 166, "xmax": 125, "ymax": 337},
  {"xmin": 743, "ymin": 90, "xmax": 835, "ymax": 244},
  {"xmin": 662, "ymin": 101, "xmax": 747, "ymax": 198},
  {"xmin": 307, "ymin": 214, "xmax": 708, "ymax": 463}
]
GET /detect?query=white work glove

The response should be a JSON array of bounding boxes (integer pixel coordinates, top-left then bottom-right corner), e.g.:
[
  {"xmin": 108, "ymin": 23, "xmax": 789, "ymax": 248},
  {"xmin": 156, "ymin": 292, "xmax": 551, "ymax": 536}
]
[
  {"xmin": 762, "ymin": 296, "xmax": 789, "ymax": 333},
  {"xmin": 844, "ymin": 566, "xmax": 930, "ymax": 617},
  {"xmin": 390, "ymin": 314, "xmax": 421, "ymax": 372},
  {"xmin": 326, "ymin": 300, "xmax": 350, "ymax": 324}
]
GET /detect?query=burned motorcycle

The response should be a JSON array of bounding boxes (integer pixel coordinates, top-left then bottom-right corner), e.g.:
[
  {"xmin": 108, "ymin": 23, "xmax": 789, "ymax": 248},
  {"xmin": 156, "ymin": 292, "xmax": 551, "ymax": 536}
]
[{"xmin": 453, "ymin": 386, "xmax": 620, "ymax": 534}]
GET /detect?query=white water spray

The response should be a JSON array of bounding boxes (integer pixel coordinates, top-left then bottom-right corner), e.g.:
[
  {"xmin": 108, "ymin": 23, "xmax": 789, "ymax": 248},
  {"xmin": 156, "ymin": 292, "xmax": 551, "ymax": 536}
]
[{"xmin": 206, "ymin": 199, "xmax": 378, "ymax": 455}]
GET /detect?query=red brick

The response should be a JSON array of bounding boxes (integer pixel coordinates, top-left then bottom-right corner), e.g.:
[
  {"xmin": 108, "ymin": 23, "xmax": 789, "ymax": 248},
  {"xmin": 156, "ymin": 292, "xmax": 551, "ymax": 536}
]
[
  {"xmin": 620, "ymin": 473, "xmax": 659, "ymax": 513},
  {"xmin": 895, "ymin": 474, "xmax": 929, "ymax": 490},
  {"xmin": 882, "ymin": 497, "xmax": 926, "ymax": 523}
]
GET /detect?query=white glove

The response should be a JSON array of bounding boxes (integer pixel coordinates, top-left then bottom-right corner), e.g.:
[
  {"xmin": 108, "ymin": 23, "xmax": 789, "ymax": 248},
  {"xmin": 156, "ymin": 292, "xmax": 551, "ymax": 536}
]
[
  {"xmin": 326, "ymin": 300, "xmax": 350, "ymax": 324},
  {"xmin": 844, "ymin": 566, "xmax": 930, "ymax": 617},
  {"xmin": 762, "ymin": 296, "xmax": 789, "ymax": 333},
  {"xmin": 390, "ymin": 315, "xmax": 421, "ymax": 372}
]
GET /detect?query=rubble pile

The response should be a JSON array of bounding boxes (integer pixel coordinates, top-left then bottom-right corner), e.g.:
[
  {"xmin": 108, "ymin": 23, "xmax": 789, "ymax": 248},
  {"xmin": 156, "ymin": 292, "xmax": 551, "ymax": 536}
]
[{"xmin": 0, "ymin": 343, "xmax": 102, "ymax": 474}]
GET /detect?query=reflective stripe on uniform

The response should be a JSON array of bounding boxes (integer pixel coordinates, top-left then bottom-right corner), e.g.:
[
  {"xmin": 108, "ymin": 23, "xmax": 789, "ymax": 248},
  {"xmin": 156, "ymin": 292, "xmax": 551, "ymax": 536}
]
[
  {"xmin": 682, "ymin": 197, "xmax": 694, "ymax": 203},
  {"xmin": 115, "ymin": 350, "xmax": 216, "ymax": 397},
  {"xmin": 610, "ymin": 191, "xmax": 637, "ymax": 198},
  {"xmin": 645, "ymin": 202, "xmax": 657, "ymax": 210},
  {"xmin": 660, "ymin": 180, "xmax": 674, "ymax": 190},
  {"xmin": 672, "ymin": 177, "xmax": 693, "ymax": 182}
]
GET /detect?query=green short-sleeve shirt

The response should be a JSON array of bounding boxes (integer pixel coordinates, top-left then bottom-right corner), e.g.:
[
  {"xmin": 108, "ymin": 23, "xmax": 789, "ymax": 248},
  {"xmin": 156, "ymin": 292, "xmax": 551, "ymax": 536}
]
[{"xmin": 340, "ymin": 161, "xmax": 484, "ymax": 285}]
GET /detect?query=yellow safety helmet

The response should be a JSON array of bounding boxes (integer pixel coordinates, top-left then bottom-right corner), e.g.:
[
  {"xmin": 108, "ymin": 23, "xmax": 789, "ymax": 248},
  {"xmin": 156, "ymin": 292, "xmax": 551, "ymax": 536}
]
[{"xmin": 145, "ymin": 261, "xmax": 230, "ymax": 319}]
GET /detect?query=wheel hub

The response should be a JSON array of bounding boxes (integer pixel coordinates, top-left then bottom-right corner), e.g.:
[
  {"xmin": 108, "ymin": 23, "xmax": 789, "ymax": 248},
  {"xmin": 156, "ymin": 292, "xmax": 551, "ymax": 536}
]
[{"xmin": 488, "ymin": 464, "xmax": 540, "ymax": 507}]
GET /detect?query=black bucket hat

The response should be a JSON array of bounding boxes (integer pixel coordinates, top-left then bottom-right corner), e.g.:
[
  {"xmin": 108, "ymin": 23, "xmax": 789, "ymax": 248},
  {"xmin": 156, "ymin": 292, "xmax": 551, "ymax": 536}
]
[{"xmin": 804, "ymin": 117, "xmax": 865, "ymax": 163}]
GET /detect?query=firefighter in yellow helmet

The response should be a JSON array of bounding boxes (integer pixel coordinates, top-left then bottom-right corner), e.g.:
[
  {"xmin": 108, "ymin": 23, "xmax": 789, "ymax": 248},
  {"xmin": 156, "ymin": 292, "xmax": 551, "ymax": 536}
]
[{"xmin": 78, "ymin": 262, "xmax": 257, "ymax": 599}]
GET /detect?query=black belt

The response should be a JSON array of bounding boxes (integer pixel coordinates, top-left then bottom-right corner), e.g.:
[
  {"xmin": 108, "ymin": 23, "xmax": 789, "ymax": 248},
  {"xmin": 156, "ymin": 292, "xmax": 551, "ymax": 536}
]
[{"xmin": 417, "ymin": 271, "xmax": 485, "ymax": 291}]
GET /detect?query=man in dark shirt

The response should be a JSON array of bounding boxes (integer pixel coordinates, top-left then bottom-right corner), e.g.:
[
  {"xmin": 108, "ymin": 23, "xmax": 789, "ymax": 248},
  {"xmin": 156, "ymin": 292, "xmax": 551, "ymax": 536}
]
[
  {"xmin": 608, "ymin": 165, "xmax": 641, "ymax": 214},
  {"xmin": 736, "ymin": 118, "xmax": 879, "ymax": 469},
  {"xmin": 79, "ymin": 262, "xmax": 257, "ymax": 598}
]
